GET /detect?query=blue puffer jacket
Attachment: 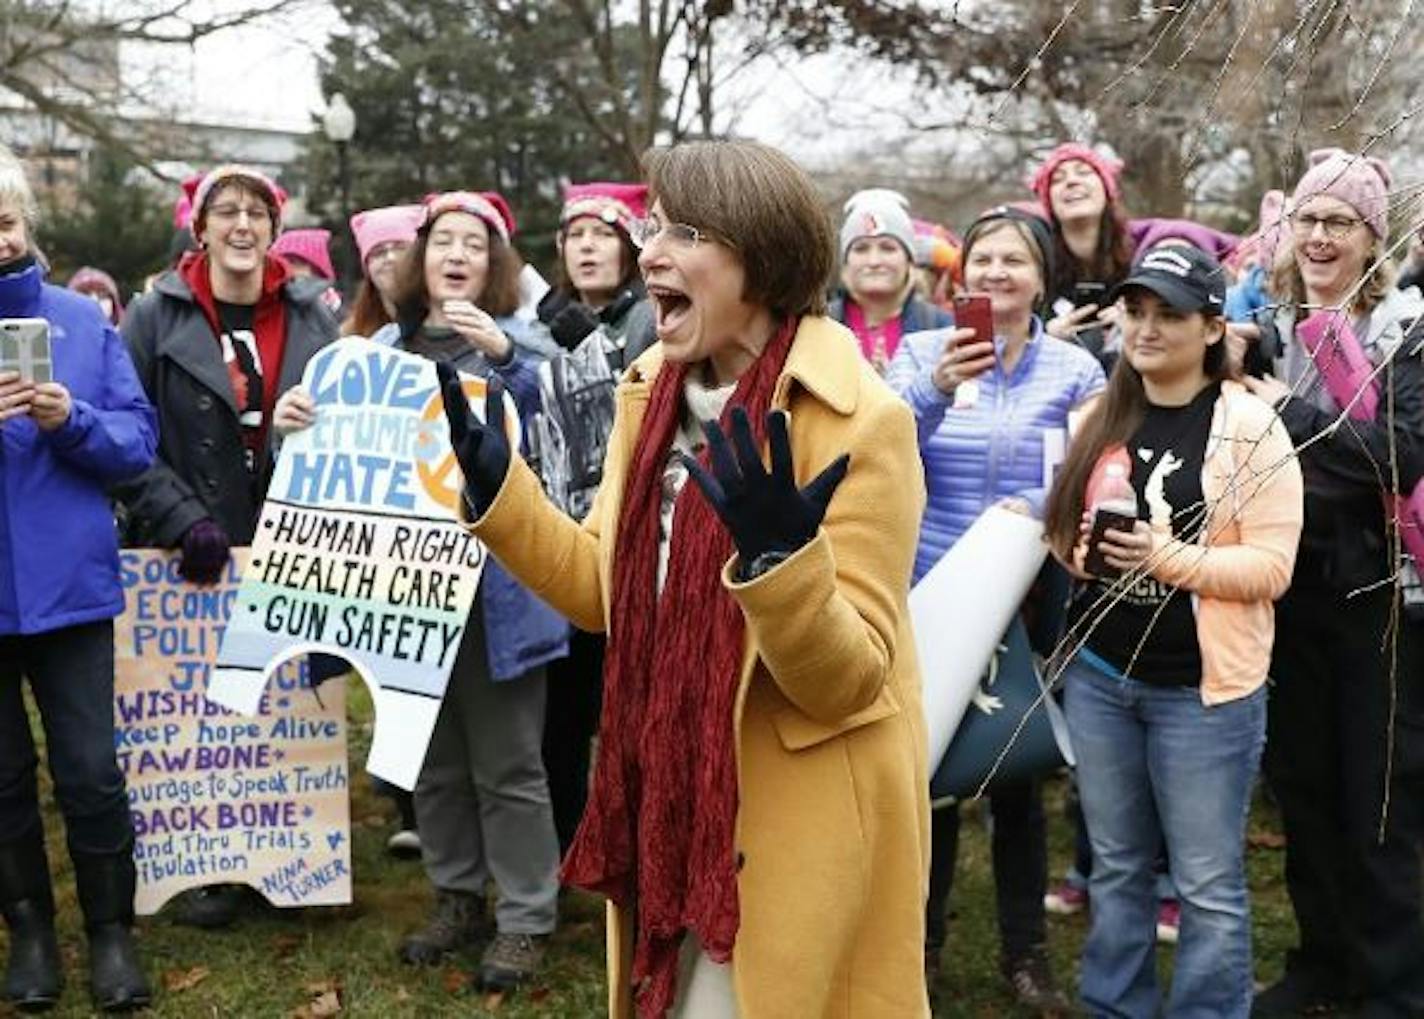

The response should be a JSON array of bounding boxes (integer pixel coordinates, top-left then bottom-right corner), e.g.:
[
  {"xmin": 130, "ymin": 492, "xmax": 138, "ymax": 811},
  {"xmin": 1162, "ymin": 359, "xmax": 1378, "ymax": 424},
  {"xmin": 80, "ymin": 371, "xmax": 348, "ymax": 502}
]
[
  {"xmin": 886, "ymin": 318, "xmax": 1105, "ymax": 582},
  {"xmin": 371, "ymin": 317, "xmax": 569, "ymax": 681},
  {"xmin": 0, "ymin": 260, "xmax": 157, "ymax": 634}
]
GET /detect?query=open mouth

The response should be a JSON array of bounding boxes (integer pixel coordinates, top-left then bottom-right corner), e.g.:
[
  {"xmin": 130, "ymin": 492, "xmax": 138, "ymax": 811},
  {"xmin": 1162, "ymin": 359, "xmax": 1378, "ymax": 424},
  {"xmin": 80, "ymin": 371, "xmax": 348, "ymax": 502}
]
[
  {"xmin": 441, "ymin": 269, "xmax": 470, "ymax": 288},
  {"xmin": 647, "ymin": 284, "xmax": 692, "ymax": 336}
]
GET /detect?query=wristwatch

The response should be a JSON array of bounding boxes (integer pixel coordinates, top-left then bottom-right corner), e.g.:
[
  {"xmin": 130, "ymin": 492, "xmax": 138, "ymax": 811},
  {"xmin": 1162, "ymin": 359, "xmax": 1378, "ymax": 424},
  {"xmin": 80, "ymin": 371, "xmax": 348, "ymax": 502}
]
[{"xmin": 738, "ymin": 549, "xmax": 791, "ymax": 582}]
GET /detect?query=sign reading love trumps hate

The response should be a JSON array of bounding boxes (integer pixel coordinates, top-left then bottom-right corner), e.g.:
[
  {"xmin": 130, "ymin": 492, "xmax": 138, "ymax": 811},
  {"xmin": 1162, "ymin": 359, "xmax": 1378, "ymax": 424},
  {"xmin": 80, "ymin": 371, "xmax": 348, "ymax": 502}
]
[
  {"xmin": 116, "ymin": 549, "xmax": 351, "ymax": 915},
  {"xmin": 208, "ymin": 338, "xmax": 506, "ymax": 789}
]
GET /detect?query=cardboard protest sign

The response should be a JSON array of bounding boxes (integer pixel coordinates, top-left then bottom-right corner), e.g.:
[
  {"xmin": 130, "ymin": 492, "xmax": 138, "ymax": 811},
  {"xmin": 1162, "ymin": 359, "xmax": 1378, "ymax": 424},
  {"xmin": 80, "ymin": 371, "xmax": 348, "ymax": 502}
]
[
  {"xmin": 208, "ymin": 338, "xmax": 504, "ymax": 789},
  {"xmin": 116, "ymin": 549, "xmax": 351, "ymax": 915}
]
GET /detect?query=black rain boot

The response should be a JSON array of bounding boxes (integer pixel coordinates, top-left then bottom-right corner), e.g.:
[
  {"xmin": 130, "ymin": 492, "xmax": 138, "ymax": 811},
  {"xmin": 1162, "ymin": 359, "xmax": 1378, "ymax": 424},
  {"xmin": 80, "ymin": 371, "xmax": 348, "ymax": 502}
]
[
  {"xmin": 71, "ymin": 847, "xmax": 151, "ymax": 1013},
  {"xmin": 0, "ymin": 829, "xmax": 62, "ymax": 1012}
]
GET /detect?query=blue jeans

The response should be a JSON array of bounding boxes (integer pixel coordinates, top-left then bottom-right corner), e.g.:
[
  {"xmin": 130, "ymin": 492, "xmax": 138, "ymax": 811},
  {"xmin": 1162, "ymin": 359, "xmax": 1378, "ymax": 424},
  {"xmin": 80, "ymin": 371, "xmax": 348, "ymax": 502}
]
[{"xmin": 1064, "ymin": 654, "xmax": 1265, "ymax": 1019}]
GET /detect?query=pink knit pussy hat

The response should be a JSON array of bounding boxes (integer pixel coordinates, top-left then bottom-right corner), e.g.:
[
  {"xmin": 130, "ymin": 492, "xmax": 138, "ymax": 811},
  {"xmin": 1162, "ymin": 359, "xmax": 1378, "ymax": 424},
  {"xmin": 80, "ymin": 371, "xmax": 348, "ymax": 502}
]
[
  {"xmin": 271, "ymin": 229, "xmax": 335, "ymax": 280},
  {"xmin": 1291, "ymin": 149, "xmax": 1392, "ymax": 240},
  {"xmin": 350, "ymin": 204, "xmax": 424, "ymax": 269},
  {"xmin": 1029, "ymin": 143, "xmax": 1124, "ymax": 210}
]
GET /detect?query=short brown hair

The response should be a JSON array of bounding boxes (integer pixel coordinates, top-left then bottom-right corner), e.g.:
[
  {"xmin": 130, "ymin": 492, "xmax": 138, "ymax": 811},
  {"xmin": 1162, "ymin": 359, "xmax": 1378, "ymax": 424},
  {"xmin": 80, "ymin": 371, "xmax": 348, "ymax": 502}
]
[
  {"xmin": 193, "ymin": 178, "xmax": 281, "ymax": 240},
  {"xmin": 392, "ymin": 213, "xmax": 524, "ymax": 324},
  {"xmin": 644, "ymin": 141, "xmax": 833, "ymax": 317}
]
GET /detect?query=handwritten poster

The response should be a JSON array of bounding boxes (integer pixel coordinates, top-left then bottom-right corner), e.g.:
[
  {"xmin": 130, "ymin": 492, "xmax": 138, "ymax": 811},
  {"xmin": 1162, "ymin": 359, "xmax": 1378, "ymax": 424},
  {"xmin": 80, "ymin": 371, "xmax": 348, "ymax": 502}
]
[
  {"xmin": 116, "ymin": 549, "xmax": 351, "ymax": 915},
  {"xmin": 208, "ymin": 339, "xmax": 504, "ymax": 788}
]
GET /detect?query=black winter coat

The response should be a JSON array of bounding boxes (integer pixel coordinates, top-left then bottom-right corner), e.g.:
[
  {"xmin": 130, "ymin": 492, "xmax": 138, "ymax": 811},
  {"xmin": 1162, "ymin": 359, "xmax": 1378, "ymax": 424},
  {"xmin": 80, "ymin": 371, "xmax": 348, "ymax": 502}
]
[{"xmin": 113, "ymin": 269, "xmax": 337, "ymax": 546}]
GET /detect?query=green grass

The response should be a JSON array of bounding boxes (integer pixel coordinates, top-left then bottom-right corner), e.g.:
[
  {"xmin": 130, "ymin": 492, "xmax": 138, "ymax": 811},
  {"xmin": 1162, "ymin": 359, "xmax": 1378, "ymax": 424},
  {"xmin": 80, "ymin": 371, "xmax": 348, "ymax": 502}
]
[{"xmin": 3, "ymin": 677, "xmax": 1294, "ymax": 1017}]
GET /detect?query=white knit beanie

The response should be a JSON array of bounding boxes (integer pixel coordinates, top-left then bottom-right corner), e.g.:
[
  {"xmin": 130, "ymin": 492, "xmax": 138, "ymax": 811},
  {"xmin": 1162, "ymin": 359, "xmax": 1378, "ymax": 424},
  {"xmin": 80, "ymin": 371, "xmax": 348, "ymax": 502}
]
[{"xmin": 840, "ymin": 190, "xmax": 916, "ymax": 261}]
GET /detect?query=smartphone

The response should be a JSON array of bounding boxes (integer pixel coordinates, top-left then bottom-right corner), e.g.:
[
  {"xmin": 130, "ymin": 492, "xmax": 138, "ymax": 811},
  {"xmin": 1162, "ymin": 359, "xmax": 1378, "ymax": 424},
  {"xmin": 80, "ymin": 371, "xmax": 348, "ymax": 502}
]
[
  {"xmin": 0, "ymin": 318, "xmax": 51, "ymax": 384},
  {"xmin": 953, "ymin": 293, "xmax": 994, "ymax": 351},
  {"xmin": 1072, "ymin": 282, "xmax": 1108, "ymax": 309},
  {"xmin": 1082, "ymin": 504, "xmax": 1139, "ymax": 579}
]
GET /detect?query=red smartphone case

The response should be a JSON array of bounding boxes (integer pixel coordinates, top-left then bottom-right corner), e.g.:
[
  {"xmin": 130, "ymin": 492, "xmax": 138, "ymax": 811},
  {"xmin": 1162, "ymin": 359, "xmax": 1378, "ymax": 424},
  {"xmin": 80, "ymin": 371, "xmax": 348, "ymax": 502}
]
[{"xmin": 953, "ymin": 294, "xmax": 994, "ymax": 350}]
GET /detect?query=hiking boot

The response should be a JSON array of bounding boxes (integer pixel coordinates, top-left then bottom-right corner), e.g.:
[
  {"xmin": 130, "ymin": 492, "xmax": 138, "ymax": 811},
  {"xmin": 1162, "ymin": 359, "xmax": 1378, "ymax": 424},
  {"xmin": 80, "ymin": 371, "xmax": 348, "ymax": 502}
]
[
  {"xmin": 71, "ymin": 849, "xmax": 151, "ymax": 1013},
  {"xmin": 1044, "ymin": 882, "xmax": 1088, "ymax": 917},
  {"xmin": 0, "ymin": 831, "xmax": 62, "ymax": 1012},
  {"xmin": 1156, "ymin": 899, "xmax": 1181, "ymax": 945},
  {"xmin": 1251, "ymin": 969, "xmax": 1351, "ymax": 1016},
  {"xmin": 398, "ymin": 889, "xmax": 488, "ymax": 965},
  {"xmin": 477, "ymin": 933, "xmax": 547, "ymax": 992},
  {"xmin": 1003, "ymin": 949, "xmax": 1073, "ymax": 1015}
]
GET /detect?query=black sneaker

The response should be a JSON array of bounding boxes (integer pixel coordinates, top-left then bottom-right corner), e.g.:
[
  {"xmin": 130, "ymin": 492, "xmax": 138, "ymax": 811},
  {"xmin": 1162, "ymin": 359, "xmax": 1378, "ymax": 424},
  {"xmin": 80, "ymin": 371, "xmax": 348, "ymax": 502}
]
[
  {"xmin": 1252, "ymin": 970, "xmax": 1351, "ymax": 1016},
  {"xmin": 1002, "ymin": 949, "xmax": 1073, "ymax": 1015},
  {"xmin": 398, "ymin": 889, "xmax": 489, "ymax": 965},
  {"xmin": 477, "ymin": 933, "xmax": 547, "ymax": 992}
]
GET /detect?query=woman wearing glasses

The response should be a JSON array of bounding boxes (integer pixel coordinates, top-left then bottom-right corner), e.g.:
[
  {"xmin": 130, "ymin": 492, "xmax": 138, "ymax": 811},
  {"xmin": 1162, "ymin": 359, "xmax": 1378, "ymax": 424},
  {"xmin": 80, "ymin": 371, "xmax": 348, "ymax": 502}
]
[
  {"xmin": 440, "ymin": 140, "xmax": 929, "ymax": 1018},
  {"xmin": 1243, "ymin": 150, "xmax": 1424, "ymax": 1017},
  {"xmin": 115, "ymin": 165, "xmax": 339, "ymax": 929}
]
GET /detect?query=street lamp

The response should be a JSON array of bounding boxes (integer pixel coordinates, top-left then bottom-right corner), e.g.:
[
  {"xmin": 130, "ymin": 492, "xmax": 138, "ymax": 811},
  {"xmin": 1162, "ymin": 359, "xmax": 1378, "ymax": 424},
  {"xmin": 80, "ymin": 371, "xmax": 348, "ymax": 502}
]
[{"xmin": 321, "ymin": 92, "xmax": 357, "ymax": 290}]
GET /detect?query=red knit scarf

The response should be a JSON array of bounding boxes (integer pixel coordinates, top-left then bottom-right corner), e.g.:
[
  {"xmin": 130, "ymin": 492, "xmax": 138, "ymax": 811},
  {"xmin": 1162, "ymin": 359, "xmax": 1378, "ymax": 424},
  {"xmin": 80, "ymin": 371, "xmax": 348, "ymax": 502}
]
[{"xmin": 561, "ymin": 318, "xmax": 798, "ymax": 1018}]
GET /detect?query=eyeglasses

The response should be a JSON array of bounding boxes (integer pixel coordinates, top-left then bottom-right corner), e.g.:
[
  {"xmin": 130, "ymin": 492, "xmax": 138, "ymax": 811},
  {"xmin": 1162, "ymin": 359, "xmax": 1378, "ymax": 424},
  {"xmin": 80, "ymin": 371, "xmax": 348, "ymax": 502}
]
[
  {"xmin": 628, "ymin": 217, "xmax": 704, "ymax": 250},
  {"xmin": 1290, "ymin": 212, "xmax": 1362, "ymax": 240},
  {"xmin": 208, "ymin": 203, "xmax": 272, "ymax": 226}
]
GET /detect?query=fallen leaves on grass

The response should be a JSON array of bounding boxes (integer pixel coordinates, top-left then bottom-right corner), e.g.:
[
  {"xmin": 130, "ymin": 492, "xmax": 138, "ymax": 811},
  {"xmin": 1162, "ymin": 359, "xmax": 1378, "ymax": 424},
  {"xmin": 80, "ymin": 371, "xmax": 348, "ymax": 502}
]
[
  {"xmin": 291, "ymin": 980, "xmax": 343, "ymax": 1017},
  {"xmin": 441, "ymin": 968, "xmax": 471, "ymax": 995},
  {"xmin": 162, "ymin": 965, "xmax": 211, "ymax": 992},
  {"xmin": 270, "ymin": 932, "xmax": 303, "ymax": 961},
  {"xmin": 1247, "ymin": 831, "xmax": 1287, "ymax": 850}
]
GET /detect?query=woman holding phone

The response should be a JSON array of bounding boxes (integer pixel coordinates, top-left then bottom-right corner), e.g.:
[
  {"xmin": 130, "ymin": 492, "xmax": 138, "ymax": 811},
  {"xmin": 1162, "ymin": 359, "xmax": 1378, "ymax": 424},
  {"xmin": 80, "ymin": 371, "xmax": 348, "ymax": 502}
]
[
  {"xmin": 1031, "ymin": 144, "xmax": 1137, "ymax": 361},
  {"xmin": 1043, "ymin": 245, "xmax": 1302, "ymax": 1017},
  {"xmin": 886, "ymin": 205, "xmax": 1105, "ymax": 1008},
  {"xmin": 0, "ymin": 146, "xmax": 158, "ymax": 1012}
]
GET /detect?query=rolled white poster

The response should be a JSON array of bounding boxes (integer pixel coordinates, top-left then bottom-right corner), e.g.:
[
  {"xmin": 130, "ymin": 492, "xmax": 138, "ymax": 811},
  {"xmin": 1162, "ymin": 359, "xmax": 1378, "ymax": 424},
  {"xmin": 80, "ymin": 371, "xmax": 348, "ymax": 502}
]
[{"xmin": 910, "ymin": 505, "xmax": 1049, "ymax": 771}]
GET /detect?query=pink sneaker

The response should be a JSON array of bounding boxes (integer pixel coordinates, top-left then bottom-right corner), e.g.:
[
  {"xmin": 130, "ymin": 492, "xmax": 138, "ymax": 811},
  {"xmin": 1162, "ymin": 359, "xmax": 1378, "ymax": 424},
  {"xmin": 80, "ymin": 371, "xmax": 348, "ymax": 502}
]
[
  {"xmin": 1156, "ymin": 899, "xmax": 1180, "ymax": 944},
  {"xmin": 1043, "ymin": 883, "xmax": 1088, "ymax": 916}
]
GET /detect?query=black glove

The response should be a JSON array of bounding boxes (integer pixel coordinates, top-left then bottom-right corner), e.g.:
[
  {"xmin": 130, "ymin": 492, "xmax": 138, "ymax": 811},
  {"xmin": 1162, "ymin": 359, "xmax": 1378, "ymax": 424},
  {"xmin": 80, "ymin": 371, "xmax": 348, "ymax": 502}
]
[
  {"xmin": 1244, "ymin": 306, "xmax": 1282, "ymax": 379},
  {"xmin": 681, "ymin": 407, "xmax": 849, "ymax": 572},
  {"xmin": 548, "ymin": 302, "xmax": 602, "ymax": 350},
  {"xmin": 437, "ymin": 361, "xmax": 511, "ymax": 518},
  {"xmin": 178, "ymin": 518, "xmax": 231, "ymax": 585}
]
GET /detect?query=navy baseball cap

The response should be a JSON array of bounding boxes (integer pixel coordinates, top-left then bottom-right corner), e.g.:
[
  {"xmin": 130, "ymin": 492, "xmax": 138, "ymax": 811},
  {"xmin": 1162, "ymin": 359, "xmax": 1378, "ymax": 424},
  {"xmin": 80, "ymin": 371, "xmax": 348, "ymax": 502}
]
[{"xmin": 1111, "ymin": 244, "xmax": 1226, "ymax": 314}]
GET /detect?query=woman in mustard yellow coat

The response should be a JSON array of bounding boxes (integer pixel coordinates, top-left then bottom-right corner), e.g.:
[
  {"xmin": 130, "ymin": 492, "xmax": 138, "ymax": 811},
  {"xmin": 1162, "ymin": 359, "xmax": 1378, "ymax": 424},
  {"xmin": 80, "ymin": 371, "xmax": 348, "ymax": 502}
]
[{"xmin": 440, "ymin": 140, "xmax": 929, "ymax": 1019}]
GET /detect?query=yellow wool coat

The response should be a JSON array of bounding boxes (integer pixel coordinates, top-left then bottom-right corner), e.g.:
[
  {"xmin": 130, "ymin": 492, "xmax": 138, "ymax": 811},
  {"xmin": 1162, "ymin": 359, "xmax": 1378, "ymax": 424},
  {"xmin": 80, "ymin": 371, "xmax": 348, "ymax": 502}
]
[{"xmin": 469, "ymin": 315, "xmax": 930, "ymax": 1018}]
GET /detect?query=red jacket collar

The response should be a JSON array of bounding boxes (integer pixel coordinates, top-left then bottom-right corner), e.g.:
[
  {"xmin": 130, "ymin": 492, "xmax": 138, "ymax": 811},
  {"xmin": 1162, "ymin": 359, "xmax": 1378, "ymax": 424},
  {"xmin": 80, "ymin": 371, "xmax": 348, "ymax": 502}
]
[{"xmin": 179, "ymin": 250, "xmax": 292, "ymax": 333}]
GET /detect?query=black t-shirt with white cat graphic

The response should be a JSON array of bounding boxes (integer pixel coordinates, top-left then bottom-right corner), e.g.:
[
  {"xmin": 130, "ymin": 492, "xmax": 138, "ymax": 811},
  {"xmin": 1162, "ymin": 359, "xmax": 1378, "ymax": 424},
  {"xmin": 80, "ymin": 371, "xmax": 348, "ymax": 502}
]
[
  {"xmin": 214, "ymin": 300, "xmax": 264, "ymax": 473},
  {"xmin": 1078, "ymin": 382, "xmax": 1220, "ymax": 686}
]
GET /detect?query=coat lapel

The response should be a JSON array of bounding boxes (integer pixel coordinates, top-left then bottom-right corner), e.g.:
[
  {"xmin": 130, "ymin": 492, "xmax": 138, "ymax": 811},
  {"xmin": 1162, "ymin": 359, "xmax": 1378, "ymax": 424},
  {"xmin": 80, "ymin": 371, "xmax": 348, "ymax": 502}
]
[{"xmin": 155, "ymin": 309, "xmax": 239, "ymax": 415}]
